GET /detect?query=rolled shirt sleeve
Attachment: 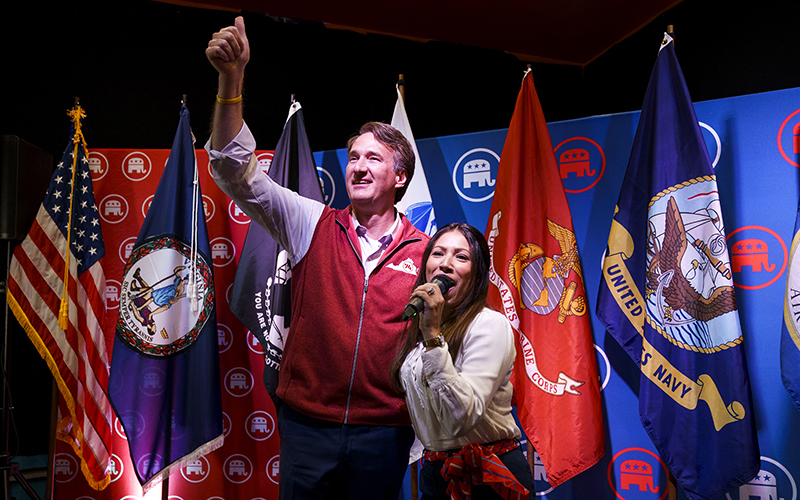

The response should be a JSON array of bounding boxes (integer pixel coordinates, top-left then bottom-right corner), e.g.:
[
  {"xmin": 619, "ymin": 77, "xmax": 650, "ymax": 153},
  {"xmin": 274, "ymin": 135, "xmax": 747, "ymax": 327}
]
[{"xmin": 205, "ymin": 121, "xmax": 325, "ymax": 263}]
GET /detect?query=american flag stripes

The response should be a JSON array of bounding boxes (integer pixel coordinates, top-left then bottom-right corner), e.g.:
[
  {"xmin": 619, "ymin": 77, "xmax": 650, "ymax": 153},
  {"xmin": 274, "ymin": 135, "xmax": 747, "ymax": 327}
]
[{"xmin": 6, "ymin": 104, "xmax": 112, "ymax": 490}]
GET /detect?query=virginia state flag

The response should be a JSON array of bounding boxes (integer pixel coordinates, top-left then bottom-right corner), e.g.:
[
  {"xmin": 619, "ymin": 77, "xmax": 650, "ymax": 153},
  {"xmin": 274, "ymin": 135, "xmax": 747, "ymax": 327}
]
[
  {"xmin": 229, "ymin": 102, "xmax": 324, "ymax": 402},
  {"xmin": 392, "ymin": 82, "xmax": 436, "ymax": 236},
  {"xmin": 596, "ymin": 34, "xmax": 759, "ymax": 499},
  {"xmin": 484, "ymin": 69, "xmax": 604, "ymax": 487},
  {"xmin": 109, "ymin": 103, "xmax": 223, "ymax": 491},
  {"xmin": 782, "ymin": 198, "xmax": 800, "ymax": 413}
]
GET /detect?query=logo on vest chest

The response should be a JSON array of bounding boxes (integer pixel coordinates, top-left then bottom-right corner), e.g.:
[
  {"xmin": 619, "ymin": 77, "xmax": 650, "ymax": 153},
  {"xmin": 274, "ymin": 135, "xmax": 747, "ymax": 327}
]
[{"xmin": 387, "ymin": 257, "xmax": 418, "ymax": 276}]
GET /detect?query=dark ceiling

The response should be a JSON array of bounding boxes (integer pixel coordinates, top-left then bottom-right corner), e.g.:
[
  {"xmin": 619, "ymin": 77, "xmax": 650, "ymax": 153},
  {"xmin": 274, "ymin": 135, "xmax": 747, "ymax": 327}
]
[
  {"xmin": 158, "ymin": 0, "xmax": 685, "ymax": 66},
  {"xmin": 4, "ymin": 0, "xmax": 798, "ymax": 158}
]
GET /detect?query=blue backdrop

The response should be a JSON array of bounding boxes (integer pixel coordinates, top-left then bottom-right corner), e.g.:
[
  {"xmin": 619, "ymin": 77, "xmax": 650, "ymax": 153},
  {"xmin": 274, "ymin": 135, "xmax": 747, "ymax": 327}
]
[{"xmin": 314, "ymin": 87, "xmax": 800, "ymax": 500}]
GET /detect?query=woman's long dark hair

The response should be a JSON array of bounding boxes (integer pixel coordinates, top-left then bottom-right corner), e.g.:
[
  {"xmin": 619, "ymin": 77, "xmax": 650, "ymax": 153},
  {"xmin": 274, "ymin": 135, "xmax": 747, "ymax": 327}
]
[{"xmin": 389, "ymin": 222, "xmax": 491, "ymax": 394}]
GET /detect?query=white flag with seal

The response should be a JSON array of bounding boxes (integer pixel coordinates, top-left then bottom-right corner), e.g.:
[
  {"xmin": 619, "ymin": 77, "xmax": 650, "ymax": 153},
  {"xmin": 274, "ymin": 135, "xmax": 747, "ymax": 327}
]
[{"xmin": 392, "ymin": 84, "xmax": 436, "ymax": 236}]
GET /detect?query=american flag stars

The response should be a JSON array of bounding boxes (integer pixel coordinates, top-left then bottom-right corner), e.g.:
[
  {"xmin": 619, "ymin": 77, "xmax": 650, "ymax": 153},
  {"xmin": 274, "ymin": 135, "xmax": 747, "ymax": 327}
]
[{"xmin": 46, "ymin": 138, "xmax": 105, "ymax": 274}]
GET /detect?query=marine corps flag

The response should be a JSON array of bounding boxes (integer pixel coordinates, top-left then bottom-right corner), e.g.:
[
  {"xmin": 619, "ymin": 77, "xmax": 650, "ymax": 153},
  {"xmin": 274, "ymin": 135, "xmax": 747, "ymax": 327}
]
[
  {"xmin": 485, "ymin": 69, "xmax": 604, "ymax": 487},
  {"xmin": 781, "ymin": 196, "xmax": 800, "ymax": 413},
  {"xmin": 229, "ymin": 101, "xmax": 324, "ymax": 403},
  {"xmin": 595, "ymin": 34, "xmax": 760, "ymax": 499},
  {"xmin": 109, "ymin": 102, "xmax": 223, "ymax": 491}
]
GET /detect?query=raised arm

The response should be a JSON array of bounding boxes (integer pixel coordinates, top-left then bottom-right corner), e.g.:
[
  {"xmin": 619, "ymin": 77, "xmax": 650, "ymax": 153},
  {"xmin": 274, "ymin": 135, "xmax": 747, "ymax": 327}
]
[{"xmin": 206, "ymin": 16, "xmax": 250, "ymax": 151}]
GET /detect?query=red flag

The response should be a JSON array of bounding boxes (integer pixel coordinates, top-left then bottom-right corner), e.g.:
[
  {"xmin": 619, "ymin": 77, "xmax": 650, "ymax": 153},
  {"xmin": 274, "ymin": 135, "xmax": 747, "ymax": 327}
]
[
  {"xmin": 6, "ymin": 105, "xmax": 112, "ymax": 490},
  {"xmin": 485, "ymin": 70, "xmax": 604, "ymax": 487}
]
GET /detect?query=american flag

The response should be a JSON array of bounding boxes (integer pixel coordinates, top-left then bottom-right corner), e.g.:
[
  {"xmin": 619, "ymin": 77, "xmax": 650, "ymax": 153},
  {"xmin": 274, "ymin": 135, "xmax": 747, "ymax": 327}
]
[{"xmin": 6, "ymin": 104, "xmax": 113, "ymax": 490}]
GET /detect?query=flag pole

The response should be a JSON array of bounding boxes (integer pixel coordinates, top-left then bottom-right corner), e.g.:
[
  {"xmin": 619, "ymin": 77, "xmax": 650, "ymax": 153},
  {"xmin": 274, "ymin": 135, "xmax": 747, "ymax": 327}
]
[
  {"xmin": 398, "ymin": 71, "xmax": 419, "ymax": 500},
  {"xmin": 159, "ymin": 94, "xmax": 192, "ymax": 500},
  {"xmin": 58, "ymin": 98, "xmax": 86, "ymax": 330},
  {"xmin": 397, "ymin": 72, "xmax": 420, "ymax": 500},
  {"xmin": 663, "ymin": 26, "xmax": 679, "ymax": 500},
  {"xmin": 523, "ymin": 63, "xmax": 543, "ymax": 485},
  {"xmin": 46, "ymin": 382, "xmax": 57, "ymax": 500}
]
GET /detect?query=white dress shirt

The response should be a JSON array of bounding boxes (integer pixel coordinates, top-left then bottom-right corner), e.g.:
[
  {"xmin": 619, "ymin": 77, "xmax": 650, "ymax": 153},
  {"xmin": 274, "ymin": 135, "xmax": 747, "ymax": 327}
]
[
  {"xmin": 400, "ymin": 307, "xmax": 521, "ymax": 452},
  {"xmin": 206, "ymin": 121, "xmax": 400, "ymax": 270}
]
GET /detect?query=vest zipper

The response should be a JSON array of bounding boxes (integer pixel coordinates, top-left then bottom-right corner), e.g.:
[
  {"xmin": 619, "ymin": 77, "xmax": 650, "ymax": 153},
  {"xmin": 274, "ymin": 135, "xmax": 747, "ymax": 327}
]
[
  {"xmin": 344, "ymin": 274, "xmax": 368, "ymax": 424},
  {"xmin": 336, "ymin": 215, "xmax": 421, "ymax": 424}
]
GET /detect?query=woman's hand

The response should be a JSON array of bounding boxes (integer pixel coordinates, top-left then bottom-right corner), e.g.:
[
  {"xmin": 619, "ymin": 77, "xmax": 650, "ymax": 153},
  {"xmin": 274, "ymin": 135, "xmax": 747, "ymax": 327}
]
[{"xmin": 410, "ymin": 282, "xmax": 445, "ymax": 345}]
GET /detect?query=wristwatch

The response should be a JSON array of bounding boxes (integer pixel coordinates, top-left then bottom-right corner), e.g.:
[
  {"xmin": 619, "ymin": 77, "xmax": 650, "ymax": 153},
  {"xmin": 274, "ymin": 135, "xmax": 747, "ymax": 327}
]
[{"xmin": 422, "ymin": 335, "xmax": 445, "ymax": 348}]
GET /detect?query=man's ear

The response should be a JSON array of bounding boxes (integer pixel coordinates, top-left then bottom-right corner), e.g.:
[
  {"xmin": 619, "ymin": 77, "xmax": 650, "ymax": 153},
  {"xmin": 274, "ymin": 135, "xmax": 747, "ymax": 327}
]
[{"xmin": 395, "ymin": 169, "xmax": 408, "ymax": 189}]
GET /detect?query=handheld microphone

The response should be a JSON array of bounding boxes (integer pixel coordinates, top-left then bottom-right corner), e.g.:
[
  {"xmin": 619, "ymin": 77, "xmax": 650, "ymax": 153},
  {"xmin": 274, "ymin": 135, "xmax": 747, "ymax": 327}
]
[{"xmin": 402, "ymin": 274, "xmax": 455, "ymax": 321}]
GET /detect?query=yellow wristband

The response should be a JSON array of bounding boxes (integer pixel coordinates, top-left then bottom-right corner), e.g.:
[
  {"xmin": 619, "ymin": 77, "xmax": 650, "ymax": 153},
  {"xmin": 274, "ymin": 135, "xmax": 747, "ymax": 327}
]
[{"xmin": 216, "ymin": 94, "xmax": 243, "ymax": 104}]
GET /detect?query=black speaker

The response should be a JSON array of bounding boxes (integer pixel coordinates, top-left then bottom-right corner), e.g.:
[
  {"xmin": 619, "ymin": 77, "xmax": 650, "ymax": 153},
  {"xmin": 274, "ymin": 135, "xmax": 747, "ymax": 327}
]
[{"xmin": 0, "ymin": 136, "xmax": 54, "ymax": 241}]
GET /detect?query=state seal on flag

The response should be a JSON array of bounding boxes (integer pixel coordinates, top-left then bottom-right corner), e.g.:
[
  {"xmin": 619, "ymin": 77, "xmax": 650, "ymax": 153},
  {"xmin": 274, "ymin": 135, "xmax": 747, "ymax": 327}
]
[{"xmin": 117, "ymin": 235, "xmax": 214, "ymax": 357}]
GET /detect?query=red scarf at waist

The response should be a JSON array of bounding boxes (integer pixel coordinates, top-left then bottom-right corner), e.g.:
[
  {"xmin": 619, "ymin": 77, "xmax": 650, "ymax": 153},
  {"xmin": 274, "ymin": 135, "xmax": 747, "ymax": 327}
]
[{"xmin": 422, "ymin": 439, "xmax": 530, "ymax": 500}]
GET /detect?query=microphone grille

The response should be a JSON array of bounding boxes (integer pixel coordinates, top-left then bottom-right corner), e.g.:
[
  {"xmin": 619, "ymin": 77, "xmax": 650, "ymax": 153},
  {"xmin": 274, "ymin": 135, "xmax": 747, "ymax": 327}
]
[{"xmin": 433, "ymin": 274, "xmax": 455, "ymax": 292}]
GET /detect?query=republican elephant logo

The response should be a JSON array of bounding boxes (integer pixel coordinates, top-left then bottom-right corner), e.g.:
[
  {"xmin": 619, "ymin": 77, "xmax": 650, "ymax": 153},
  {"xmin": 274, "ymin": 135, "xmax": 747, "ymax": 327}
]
[
  {"xmin": 737, "ymin": 471, "xmax": 777, "ymax": 500},
  {"xmin": 559, "ymin": 148, "xmax": 596, "ymax": 179},
  {"xmin": 553, "ymin": 137, "xmax": 606, "ymax": 194},
  {"xmin": 731, "ymin": 238, "xmax": 775, "ymax": 273},
  {"xmin": 462, "ymin": 159, "xmax": 495, "ymax": 188},
  {"xmin": 726, "ymin": 226, "xmax": 787, "ymax": 290},
  {"xmin": 608, "ymin": 447, "xmax": 668, "ymax": 500},
  {"xmin": 619, "ymin": 459, "xmax": 660, "ymax": 493}
]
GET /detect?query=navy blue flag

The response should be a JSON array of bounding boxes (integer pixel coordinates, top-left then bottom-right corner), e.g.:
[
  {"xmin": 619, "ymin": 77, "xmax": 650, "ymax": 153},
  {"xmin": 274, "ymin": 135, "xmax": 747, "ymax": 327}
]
[
  {"xmin": 109, "ymin": 103, "xmax": 223, "ymax": 492},
  {"xmin": 782, "ymin": 198, "xmax": 800, "ymax": 413},
  {"xmin": 229, "ymin": 102, "xmax": 324, "ymax": 403},
  {"xmin": 595, "ymin": 34, "xmax": 760, "ymax": 500}
]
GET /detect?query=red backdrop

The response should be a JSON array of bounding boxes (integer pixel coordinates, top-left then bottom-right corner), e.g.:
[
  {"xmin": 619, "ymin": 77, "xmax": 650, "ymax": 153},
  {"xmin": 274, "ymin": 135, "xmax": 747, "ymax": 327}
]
[{"xmin": 53, "ymin": 147, "xmax": 281, "ymax": 500}]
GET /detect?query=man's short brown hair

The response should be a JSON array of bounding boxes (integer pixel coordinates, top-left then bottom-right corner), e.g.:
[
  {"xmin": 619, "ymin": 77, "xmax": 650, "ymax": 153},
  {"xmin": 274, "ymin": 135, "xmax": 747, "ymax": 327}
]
[{"xmin": 347, "ymin": 122, "xmax": 415, "ymax": 204}]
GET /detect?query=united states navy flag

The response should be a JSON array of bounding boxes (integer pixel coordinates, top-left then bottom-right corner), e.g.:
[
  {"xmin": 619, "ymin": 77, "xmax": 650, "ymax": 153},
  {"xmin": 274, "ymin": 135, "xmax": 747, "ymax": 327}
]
[
  {"xmin": 229, "ymin": 102, "xmax": 324, "ymax": 403},
  {"xmin": 109, "ymin": 102, "xmax": 223, "ymax": 492},
  {"xmin": 782, "ymin": 196, "xmax": 800, "ymax": 413},
  {"xmin": 595, "ymin": 34, "xmax": 760, "ymax": 500}
]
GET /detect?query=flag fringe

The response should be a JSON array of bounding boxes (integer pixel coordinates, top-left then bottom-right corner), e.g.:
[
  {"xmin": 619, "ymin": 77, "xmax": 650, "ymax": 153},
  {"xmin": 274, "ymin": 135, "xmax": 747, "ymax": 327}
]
[
  {"xmin": 140, "ymin": 433, "xmax": 225, "ymax": 494},
  {"xmin": 6, "ymin": 289, "xmax": 111, "ymax": 491}
]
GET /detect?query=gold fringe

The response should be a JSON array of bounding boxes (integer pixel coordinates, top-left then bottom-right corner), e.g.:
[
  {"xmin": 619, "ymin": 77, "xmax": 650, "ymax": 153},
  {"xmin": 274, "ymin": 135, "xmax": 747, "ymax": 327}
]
[
  {"xmin": 6, "ymin": 289, "xmax": 111, "ymax": 490},
  {"xmin": 141, "ymin": 433, "xmax": 225, "ymax": 494}
]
